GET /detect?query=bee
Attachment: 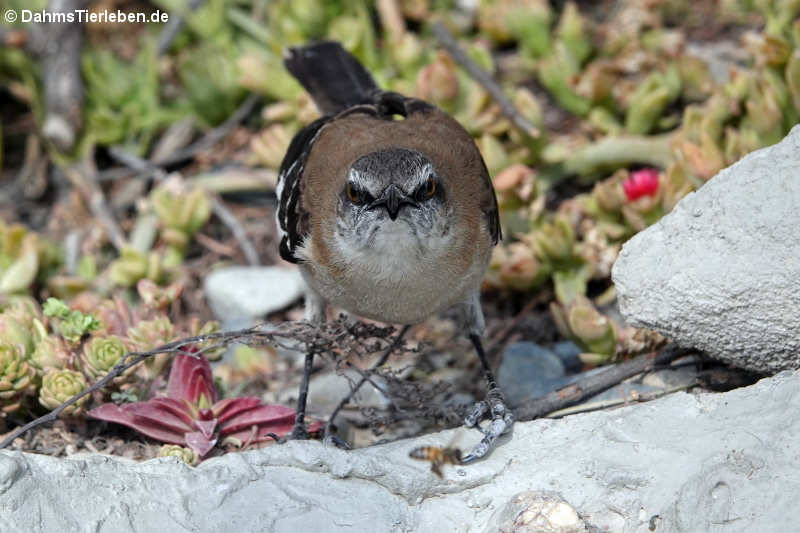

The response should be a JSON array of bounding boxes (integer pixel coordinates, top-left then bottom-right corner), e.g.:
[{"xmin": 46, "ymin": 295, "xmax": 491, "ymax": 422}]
[{"xmin": 409, "ymin": 443, "xmax": 463, "ymax": 478}]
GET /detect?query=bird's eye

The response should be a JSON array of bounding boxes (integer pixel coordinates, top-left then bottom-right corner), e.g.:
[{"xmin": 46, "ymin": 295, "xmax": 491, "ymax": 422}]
[
  {"xmin": 417, "ymin": 175, "xmax": 436, "ymax": 201},
  {"xmin": 424, "ymin": 176, "xmax": 436, "ymax": 197},
  {"xmin": 346, "ymin": 183, "xmax": 363, "ymax": 204}
]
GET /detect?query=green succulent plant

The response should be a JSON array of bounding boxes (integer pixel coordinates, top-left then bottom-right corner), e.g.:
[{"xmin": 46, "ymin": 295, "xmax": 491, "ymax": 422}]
[
  {"xmin": 159, "ymin": 444, "xmax": 199, "ymax": 466},
  {"xmin": 42, "ymin": 298, "xmax": 101, "ymax": 344},
  {"xmin": 39, "ymin": 369, "xmax": 88, "ymax": 416},
  {"xmin": 81, "ymin": 336, "xmax": 129, "ymax": 382},
  {"xmin": 550, "ymin": 296, "xmax": 618, "ymax": 365},
  {"xmin": 0, "ymin": 342, "xmax": 35, "ymax": 414}
]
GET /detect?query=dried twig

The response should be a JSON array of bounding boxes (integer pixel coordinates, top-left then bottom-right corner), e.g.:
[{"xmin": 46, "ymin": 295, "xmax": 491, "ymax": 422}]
[
  {"xmin": 39, "ymin": 0, "xmax": 86, "ymax": 151},
  {"xmin": 325, "ymin": 325, "xmax": 411, "ymax": 437},
  {"xmin": 62, "ymin": 157, "xmax": 127, "ymax": 250},
  {"xmin": 108, "ymin": 147, "xmax": 261, "ymax": 265},
  {"xmin": 514, "ymin": 343, "xmax": 694, "ymax": 422},
  {"xmin": 210, "ymin": 196, "xmax": 261, "ymax": 266},
  {"xmin": 432, "ymin": 23, "xmax": 540, "ymax": 138},
  {"xmin": 376, "ymin": 0, "xmax": 406, "ymax": 42},
  {"xmin": 544, "ymin": 383, "xmax": 697, "ymax": 418},
  {"xmin": 161, "ymin": 94, "xmax": 261, "ymax": 166},
  {"xmin": 157, "ymin": 0, "xmax": 206, "ymax": 56},
  {"xmin": 98, "ymin": 94, "xmax": 261, "ymax": 182}
]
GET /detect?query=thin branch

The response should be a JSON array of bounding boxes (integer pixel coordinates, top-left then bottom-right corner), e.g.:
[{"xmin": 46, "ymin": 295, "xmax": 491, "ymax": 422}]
[
  {"xmin": 40, "ymin": 0, "xmax": 86, "ymax": 151},
  {"xmin": 62, "ymin": 158, "xmax": 126, "ymax": 251},
  {"xmin": 210, "ymin": 197, "xmax": 261, "ymax": 266},
  {"xmin": 157, "ymin": 0, "xmax": 206, "ymax": 56},
  {"xmin": 162, "ymin": 94, "xmax": 261, "ymax": 166},
  {"xmin": 325, "ymin": 325, "xmax": 411, "ymax": 436},
  {"xmin": 513, "ymin": 343, "xmax": 694, "ymax": 422},
  {"xmin": 108, "ymin": 147, "xmax": 261, "ymax": 265},
  {"xmin": 545, "ymin": 383, "xmax": 697, "ymax": 418},
  {"xmin": 432, "ymin": 22, "xmax": 540, "ymax": 138},
  {"xmin": 98, "ymin": 94, "xmax": 261, "ymax": 182}
]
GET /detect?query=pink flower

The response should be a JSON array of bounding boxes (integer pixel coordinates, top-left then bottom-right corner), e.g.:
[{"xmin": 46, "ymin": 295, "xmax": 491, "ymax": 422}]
[
  {"xmin": 89, "ymin": 350, "xmax": 320, "ymax": 457},
  {"xmin": 622, "ymin": 168, "xmax": 660, "ymax": 201}
]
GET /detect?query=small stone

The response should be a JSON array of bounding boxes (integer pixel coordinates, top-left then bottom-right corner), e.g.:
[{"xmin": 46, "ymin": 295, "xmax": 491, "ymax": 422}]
[
  {"xmin": 497, "ymin": 342, "xmax": 566, "ymax": 406},
  {"xmin": 204, "ymin": 266, "xmax": 305, "ymax": 326},
  {"xmin": 549, "ymin": 341, "xmax": 583, "ymax": 373},
  {"xmin": 307, "ymin": 370, "xmax": 391, "ymax": 415},
  {"xmin": 485, "ymin": 491, "xmax": 587, "ymax": 533}
]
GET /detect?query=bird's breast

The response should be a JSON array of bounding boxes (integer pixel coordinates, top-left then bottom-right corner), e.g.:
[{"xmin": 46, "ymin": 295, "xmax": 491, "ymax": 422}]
[{"xmin": 300, "ymin": 224, "xmax": 491, "ymax": 324}]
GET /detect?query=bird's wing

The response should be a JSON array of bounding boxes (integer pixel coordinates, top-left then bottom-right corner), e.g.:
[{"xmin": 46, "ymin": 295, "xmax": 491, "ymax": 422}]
[{"xmin": 276, "ymin": 116, "xmax": 332, "ymax": 264}]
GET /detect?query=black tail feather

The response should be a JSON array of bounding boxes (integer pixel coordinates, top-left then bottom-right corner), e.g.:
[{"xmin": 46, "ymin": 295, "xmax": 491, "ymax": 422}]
[{"xmin": 284, "ymin": 41, "xmax": 379, "ymax": 116}]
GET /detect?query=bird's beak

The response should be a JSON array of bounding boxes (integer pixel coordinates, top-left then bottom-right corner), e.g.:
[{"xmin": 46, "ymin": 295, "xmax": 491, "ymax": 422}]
[{"xmin": 368, "ymin": 184, "xmax": 418, "ymax": 220}]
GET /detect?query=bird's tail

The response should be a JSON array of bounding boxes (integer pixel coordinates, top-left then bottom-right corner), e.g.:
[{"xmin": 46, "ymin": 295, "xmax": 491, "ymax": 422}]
[{"xmin": 283, "ymin": 41, "xmax": 379, "ymax": 116}]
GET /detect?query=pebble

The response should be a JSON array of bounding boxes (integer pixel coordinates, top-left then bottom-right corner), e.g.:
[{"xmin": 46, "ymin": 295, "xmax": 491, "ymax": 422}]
[
  {"xmin": 497, "ymin": 342, "xmax": 566, "ymax": 406},
  {"xmin": 204, "ymin": 266, "xmax": 305, "ymax": 327}
]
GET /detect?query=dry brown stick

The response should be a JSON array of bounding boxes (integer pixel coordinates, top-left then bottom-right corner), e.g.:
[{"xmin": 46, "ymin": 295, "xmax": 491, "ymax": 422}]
[
  {"xmin": 98, "ymin": 94, "xmax": 261, "ymax": 182},
  {"xmin": 108, "ymin": 147, "xmax": 261, "ymax": 266},
  {"xmin": 432, "ymin": 22, "xmax": 540, "ymax": 138},
  {"xmin": 514, "ymin": 343, "xmax": 694, "ymax": 422},
  {"xmin": 545, "ymin": 382, "xmax": 697, "ymax": 418},
  {"xmin": 63, "ymin": 157, "xmax": 127, "ymax": 251},
  {"xmin": 38, "ymin": 0, "xmax": 86, "ymax": 151},
  {"xmin": 376, "ymin": 0, "xmax": 406, "ymax": 42},
  {"xmin": 163, "ymin": 94, "xmax": 261, "ymax": 166},
  {"xmin": 325, "ymin": 325, "xmax": 411, "ymax": 436},
  {"xmin": 210, "ymin": 196, "xmax": 261, "ymax": 266},
  {"xmin": 157, "ymin": 0, "xmax": 206, "ymax": 56}
]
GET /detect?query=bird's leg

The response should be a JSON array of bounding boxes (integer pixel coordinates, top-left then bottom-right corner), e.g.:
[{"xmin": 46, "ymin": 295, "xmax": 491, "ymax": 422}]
[
  {"xmin": 461, "ymin": 333, "xmax": 514, "ymax": 463},
  {"xmin": 288, "ymin": 281, "xmax": 326, "ymax": 441},
  {"xmin": 323, "ymin": 325, "xmax": 411, "ymax": 448},
  {"xmin": 289, "ymin": 350, "xmax": 315, "ymax": 440}
]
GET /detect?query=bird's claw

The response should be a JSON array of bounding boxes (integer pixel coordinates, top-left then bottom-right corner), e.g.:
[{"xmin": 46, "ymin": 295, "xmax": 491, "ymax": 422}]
[
  {"xmin": 461, "ymin": 389, "xmax": 514, "ymax": 463},
  {"xmin": 322, "ymin": 431, "xmax": 352, "ymax": 450},
  {"xmin": 288, "ymin": 424, "xmax": 310, "ymax": 441}
]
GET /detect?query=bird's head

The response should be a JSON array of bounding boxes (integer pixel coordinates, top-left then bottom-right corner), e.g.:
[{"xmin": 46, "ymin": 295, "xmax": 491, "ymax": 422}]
[{"xmin": 335, "ymin": 148, "xmax": 450, "ymax": 250}]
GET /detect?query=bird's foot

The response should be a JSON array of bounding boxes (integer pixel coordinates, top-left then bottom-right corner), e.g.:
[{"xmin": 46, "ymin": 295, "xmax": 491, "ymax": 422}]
[
  {"xmin": 461, "ymin": 387, "xmax": 514, "ymax": 463},
  {"xmin": 322, "ymin": 434, "xmax": 352, "ymax": 450},
  {"xmin": 288, "ymin": 422, "xmax": 310, "ymax": 441}
]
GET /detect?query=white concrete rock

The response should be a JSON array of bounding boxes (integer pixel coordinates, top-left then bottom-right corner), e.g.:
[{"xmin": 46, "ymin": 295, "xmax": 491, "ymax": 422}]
[
  {"xmin": 2, "ymin": 371, "xmax": 800, "ymax": 532},
  {"xmin": 612, "ymin": 125, "xmax": 800, "ymax": 374}
]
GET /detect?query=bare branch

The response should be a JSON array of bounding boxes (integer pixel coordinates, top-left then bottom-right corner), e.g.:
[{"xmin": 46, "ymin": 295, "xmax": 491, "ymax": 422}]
[
  {"xmin": 62, "ymin": 157, "xmax": 127, "ymax": 251},
  {"xmin": 513, "ymin": 343, "xmax": 694, "ymax": 421},
  {"xmin": 157, "ymin": 0, "xmax": 206, "ymax": 56},
  {"xmin": 432, "ymin": 22, "xmax": 540, "ymax": 139},
  {"xmin": 107, "ymin": 147, "xmax": 261, "ymax": 266}
]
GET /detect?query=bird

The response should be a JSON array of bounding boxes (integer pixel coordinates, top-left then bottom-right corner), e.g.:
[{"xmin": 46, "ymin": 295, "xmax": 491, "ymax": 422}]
[{"xmin": 276, "ymin": 41, "xmax": 513, "ymax": 462}]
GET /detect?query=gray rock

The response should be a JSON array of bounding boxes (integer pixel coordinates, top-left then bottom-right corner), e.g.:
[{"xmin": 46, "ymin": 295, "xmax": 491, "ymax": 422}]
[
  {"xmin": 204, "ymin": 266, "xmax": 305, "ymax": 326},
  {"xmin": 612, "ymin": 125, "xmax": 800, "ymax": 374},
  {"xmin": 5, "ymin": 371, "xmax": 799, "ymax": 532},
  {"xmin": 497, "ymin": 342, "xmax": 566, "ymax": 406},
  {"xmin": 550, "ymin": 340, "xmax": 583, "ymax": 373},
  {"xmin": 306, "ymin": 370, "xmax": 391, "ymax": 414}
]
